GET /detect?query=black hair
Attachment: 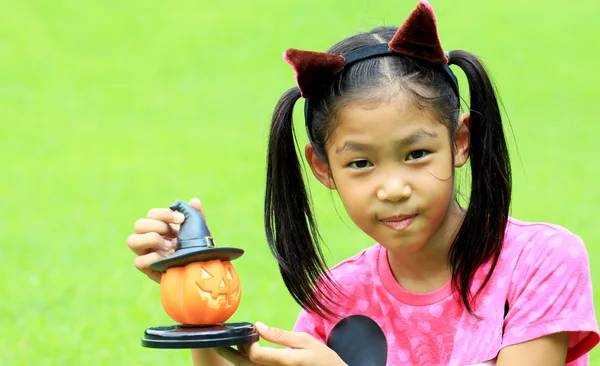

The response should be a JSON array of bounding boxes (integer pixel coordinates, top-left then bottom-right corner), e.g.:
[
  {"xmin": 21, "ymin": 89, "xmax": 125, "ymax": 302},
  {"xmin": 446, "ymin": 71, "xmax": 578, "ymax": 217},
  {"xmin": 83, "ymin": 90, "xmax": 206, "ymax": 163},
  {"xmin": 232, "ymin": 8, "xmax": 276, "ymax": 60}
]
[{"xmin": 265, "ymin": 26, "xmax": 511, "ymax": 318}]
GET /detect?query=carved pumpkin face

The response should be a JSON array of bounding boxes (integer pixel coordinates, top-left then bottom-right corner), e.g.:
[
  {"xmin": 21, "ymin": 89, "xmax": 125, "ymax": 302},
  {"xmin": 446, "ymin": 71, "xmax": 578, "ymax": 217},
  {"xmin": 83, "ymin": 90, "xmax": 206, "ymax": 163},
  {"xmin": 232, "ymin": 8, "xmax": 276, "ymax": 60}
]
[{"xmin": 160, "ymin": 260, "xmax": 241, "ymax": 325}]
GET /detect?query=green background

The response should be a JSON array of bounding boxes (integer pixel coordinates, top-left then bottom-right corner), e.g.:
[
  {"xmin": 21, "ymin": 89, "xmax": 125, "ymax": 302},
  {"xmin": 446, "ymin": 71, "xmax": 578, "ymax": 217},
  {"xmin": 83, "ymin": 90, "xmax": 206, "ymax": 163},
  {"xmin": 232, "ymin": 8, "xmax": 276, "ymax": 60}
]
[{"xmin": 1, "ymin": 0, "xmax": 598, "ymax": 364}]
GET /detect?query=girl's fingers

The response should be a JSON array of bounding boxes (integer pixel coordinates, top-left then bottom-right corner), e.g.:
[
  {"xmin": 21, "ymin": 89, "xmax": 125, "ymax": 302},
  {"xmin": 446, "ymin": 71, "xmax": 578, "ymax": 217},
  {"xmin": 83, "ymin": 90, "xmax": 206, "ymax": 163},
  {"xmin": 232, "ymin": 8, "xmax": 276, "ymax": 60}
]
[
  {"xmin": 129, "ymin": 199, "xmax": 207, "ymax": 284},
  {"xmin": 246, "ymin": 323, "xmax": 347, "ymax": 366},
  {"xmin": 132, "ymin": 247, "xmax": 173, "ymax": 284},
  {"xmin": 141, "ymin": 268, "xmax": 163, "ymax": 283},
  {"xmin": 187, "ymin": 198, "xmax": 211, "ymax": 233},
  {"xmin": 133, "ymin": 218, "xmax": 178, "ymax": 237},
  {"xmin": 127, "ymin": 232, "xmax": 174, "ymax": 256},
  {"xmin": 188, "ymin": 198, "xmax": 206, "ymax": 217},
  {"xmin": 137, "ymin": 199, "xmax": 205, "ymax": 237},
  {"xmin": 214, "ymin": 347, "xmax": 254, "ymax": 365},
  {"xmin": 146, "ymin": 207, "xmax": 186, "ymax": 224},
  {"xmin": 254, "ymin": 322, "xmax": 311, "ymax": 349},
  {"xmin": 237, "ymin": 344, "xmax": 250, "ymax": 357},
  {"xmin": 247, "ymin": 342, "xmax": 302, "ymax": 366},
  {"xmin": 134, "ymin": 250, "xmax": 173, "ymax": 273}
]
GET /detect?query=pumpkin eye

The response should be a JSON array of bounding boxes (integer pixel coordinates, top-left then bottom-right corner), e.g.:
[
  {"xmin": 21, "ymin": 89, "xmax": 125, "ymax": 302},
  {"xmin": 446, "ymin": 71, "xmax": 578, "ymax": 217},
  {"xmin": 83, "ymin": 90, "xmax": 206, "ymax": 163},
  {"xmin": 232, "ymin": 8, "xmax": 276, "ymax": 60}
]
[{"xmin": 201, "ymin": 268, "xmax": 213, "ymax": 279}]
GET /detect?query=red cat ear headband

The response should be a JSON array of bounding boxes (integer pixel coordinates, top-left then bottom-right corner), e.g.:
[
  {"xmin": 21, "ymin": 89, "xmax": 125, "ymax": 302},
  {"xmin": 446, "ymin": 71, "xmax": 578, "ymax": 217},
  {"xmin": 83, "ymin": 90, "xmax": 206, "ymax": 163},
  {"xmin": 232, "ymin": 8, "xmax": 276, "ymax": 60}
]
[{"xmin": 283, "ymin": 0, "xmax": 458, "ymax": 108}]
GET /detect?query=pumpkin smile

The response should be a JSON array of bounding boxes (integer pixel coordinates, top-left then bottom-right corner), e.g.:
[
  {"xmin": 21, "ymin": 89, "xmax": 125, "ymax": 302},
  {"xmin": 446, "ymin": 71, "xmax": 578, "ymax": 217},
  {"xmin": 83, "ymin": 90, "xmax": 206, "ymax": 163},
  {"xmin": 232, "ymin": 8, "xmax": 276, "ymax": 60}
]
[{"xmin": 196, "ymin": 281, "xmax": 230, "ymax": 309}]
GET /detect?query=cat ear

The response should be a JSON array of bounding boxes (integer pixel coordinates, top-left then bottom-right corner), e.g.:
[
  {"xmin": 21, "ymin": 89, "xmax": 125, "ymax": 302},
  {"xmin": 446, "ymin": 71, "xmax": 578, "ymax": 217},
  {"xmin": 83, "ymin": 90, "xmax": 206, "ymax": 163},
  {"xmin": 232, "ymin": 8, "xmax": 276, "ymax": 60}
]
[
  {"xmin": 283, "ymin": 1, "xmax": 449, "ymax": 98},
  {"xmin": 389, "ymin": 0, "xmax": 448, "ymax": 64},
  {"xmin": 283, "ymin": 48, "xmax": 345, "ymax": 98}
]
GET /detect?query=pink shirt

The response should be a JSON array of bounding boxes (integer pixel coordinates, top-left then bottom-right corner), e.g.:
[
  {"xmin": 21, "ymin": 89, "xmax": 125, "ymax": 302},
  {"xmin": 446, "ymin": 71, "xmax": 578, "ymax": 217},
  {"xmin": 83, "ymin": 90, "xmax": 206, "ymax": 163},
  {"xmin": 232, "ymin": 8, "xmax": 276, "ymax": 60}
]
[{"xmin": 293, "ymin": 218, "xmax": 599, "ymax": 365}]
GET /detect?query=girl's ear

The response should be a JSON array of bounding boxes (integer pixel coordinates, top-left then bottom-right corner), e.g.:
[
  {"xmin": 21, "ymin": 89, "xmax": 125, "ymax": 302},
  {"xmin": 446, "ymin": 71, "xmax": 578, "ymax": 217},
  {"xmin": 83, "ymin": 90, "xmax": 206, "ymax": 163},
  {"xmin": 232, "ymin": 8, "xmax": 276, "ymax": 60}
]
[
  {"xmin": 305, "ymin": 143, "xmax": 336, "ymax": 189},
  {"xmin": 454, "ymin": 113, "xmax": 470, "ymax": 168}
]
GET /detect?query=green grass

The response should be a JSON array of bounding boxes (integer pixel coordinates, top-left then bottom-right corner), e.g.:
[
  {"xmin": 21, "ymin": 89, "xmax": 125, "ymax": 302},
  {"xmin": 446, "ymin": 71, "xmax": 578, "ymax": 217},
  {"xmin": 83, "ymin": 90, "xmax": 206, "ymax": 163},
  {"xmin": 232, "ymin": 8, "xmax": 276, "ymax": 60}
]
[{"xmin": 1, "ymin": 0, "xmax": 598, "ymax": 364}]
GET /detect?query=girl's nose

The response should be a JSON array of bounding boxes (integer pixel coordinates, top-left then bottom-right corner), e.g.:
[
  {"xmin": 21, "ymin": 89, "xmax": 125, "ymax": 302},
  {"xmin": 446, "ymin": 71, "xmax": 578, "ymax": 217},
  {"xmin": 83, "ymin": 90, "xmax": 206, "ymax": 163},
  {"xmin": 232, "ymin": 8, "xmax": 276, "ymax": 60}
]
[{"xmin": 376, "ymin": 177, "xmax": 412, "ymax": 202}]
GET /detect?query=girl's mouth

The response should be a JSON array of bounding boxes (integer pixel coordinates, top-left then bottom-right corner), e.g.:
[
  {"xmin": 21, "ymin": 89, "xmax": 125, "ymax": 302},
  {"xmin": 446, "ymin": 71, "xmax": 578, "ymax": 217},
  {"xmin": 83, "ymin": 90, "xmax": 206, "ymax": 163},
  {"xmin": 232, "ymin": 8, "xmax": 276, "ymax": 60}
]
[{"xmin": 380, "ymin": 214, "xmax": 417, "ymax": 231}]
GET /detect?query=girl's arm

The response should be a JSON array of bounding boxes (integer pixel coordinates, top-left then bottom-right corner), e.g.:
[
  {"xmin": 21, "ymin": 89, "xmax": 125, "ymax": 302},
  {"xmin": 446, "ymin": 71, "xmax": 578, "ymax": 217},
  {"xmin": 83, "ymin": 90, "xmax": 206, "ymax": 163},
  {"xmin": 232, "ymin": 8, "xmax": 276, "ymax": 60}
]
[
  {"xmin": 496, "ymin": 332, "xmax": 569, "ymax": 366},
  {"xmin": 191, "ymin": 349, "xmax": 233, "ymax": 366}
]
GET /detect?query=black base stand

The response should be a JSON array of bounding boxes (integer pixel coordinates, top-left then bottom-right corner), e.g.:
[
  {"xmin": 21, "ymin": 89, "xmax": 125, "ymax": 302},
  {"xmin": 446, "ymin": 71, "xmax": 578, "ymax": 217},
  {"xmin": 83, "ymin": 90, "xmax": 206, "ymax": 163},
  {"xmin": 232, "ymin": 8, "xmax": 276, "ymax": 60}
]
[{"xmin": 142, "ymin": 322, "xmax": 259, "ymax": 349}]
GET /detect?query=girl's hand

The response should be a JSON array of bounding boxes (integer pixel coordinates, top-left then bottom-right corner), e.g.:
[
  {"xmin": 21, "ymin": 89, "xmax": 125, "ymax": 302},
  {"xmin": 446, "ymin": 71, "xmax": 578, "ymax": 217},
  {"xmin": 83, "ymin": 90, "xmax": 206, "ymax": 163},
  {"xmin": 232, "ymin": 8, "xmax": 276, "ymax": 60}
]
[
  {"xmin": 215, "ymin": 322, "xmax": 347, "ymax": 366},
  {"xmin": 127, "ymin": 197, "xmax": 206, "ymax": 283}
]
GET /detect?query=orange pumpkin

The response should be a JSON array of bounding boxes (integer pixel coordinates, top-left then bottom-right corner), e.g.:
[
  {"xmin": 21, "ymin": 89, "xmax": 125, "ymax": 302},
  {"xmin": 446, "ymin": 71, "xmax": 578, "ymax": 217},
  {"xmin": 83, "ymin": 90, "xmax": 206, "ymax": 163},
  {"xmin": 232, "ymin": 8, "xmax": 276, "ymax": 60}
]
[{"xmin": 160, "ymin": 260, "xmax": 242, "ymax": 325}]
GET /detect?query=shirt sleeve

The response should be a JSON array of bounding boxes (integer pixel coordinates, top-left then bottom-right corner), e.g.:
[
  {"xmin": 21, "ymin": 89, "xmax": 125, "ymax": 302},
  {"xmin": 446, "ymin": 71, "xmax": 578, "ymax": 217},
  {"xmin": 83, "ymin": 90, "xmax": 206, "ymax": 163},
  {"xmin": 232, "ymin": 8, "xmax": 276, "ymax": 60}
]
[
  {"xmin": 292, "ymin": 308, "xmax": 327, "ymax": 344},
  {"xmin": 502, "ymin": 229, "xmax": 599, "ymax": 363}
]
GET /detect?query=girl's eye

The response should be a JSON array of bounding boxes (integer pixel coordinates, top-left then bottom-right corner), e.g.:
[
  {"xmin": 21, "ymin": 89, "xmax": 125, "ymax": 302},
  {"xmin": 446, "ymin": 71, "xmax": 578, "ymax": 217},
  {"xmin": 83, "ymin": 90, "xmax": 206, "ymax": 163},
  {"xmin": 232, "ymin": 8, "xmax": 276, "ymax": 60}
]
[
  {"xmin": 348, "ymin": 160, "xmax": 373, "ymax": 169},
  {"xmin": 406, "ymin": 150, "xmax": 429, "ymax": 161}
]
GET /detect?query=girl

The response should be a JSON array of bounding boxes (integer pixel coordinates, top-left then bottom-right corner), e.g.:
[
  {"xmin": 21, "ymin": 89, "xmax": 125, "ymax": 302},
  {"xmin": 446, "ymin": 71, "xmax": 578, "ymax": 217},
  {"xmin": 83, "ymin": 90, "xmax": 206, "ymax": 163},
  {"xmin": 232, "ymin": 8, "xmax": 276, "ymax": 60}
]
[{"xmin": 128, "ymin": 1, "xmax": 599, "ymax": 365}]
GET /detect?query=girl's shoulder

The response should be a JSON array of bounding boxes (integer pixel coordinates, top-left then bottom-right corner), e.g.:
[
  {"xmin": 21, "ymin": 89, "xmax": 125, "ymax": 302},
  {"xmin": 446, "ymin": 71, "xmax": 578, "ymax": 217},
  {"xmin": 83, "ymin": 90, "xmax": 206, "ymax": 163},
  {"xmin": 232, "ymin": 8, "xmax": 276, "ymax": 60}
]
[
  {"xmin": 497, "ymin": 217, "xmax": 590, "ymax": 287},
  {"xmin": 504, "ymin": 216, "xmax": 587, "ymax": 256},
  {"xmin": 497, "ymin": 216, "xmax": 591, "ymax": 302}
]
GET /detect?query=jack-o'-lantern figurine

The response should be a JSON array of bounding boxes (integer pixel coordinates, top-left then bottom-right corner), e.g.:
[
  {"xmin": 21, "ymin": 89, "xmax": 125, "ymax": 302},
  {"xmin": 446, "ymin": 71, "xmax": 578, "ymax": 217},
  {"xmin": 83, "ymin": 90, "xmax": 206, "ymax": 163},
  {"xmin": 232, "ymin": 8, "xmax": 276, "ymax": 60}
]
[{"xmin": 141, "ymin": 200, "xmax": 258, "ymax": 349}]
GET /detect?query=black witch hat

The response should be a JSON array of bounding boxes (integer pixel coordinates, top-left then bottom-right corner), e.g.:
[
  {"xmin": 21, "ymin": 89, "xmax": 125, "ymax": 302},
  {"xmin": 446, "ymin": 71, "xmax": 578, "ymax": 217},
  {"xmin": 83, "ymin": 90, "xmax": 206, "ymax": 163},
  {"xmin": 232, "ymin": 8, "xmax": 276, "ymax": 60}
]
[{"xmin": 150, "ymin": 200, "xmax": 244, "ymax": 273}]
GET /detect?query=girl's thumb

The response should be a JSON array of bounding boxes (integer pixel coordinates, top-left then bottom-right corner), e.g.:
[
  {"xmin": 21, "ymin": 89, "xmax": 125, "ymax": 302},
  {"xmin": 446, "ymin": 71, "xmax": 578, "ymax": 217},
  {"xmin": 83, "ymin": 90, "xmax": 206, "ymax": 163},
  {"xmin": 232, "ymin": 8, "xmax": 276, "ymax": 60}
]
[
  {"xmin": 254, "ymin": 322, "xmax": 299, "ymax": 347},
  {"xmin": 188, "ymin": 197, "xmax": 205, "ymax": 217}
]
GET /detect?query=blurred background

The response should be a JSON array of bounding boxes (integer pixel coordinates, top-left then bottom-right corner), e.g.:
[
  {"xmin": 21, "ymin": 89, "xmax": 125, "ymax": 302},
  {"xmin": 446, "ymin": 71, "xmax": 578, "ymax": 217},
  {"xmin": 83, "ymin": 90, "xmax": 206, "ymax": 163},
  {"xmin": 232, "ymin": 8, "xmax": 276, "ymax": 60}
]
[{"xmin": 1, "ymin": 0, "xmax": 598, "ymax": 364}]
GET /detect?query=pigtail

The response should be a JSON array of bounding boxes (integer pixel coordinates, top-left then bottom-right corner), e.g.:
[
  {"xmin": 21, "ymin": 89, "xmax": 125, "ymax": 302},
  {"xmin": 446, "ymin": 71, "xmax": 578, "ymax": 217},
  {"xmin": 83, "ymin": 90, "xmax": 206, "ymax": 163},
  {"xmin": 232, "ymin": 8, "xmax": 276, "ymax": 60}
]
[
  {"xmin": 447, "ymin": 50, "xmax": 512, "ymax": 316},
  {"xmin": 264, "ymin": 87, "xmax": 338, "ymax": 318}
]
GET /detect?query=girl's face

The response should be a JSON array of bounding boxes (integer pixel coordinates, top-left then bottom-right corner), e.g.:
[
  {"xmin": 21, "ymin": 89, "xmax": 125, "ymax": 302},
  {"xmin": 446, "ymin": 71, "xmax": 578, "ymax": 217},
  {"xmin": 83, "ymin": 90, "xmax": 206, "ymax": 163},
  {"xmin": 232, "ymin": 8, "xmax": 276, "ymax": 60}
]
[{"xmin": 308, "ymin": 94, "xmax": 469, "ymax": 255}]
